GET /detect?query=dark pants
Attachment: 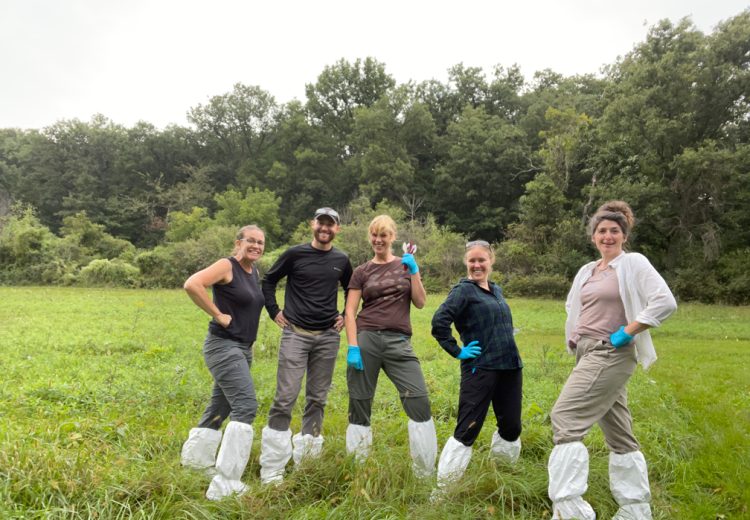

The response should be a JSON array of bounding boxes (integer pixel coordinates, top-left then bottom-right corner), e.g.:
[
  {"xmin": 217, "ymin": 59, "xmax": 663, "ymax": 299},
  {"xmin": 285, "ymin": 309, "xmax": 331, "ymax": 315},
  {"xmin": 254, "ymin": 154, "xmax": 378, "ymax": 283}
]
[
  {"xmin": 197, "ymin": 333, "xmax": 258, "ymax": 429},
  {"xmin": 454, "ymin": 367, "xmax": 523, "ymax": 447}
]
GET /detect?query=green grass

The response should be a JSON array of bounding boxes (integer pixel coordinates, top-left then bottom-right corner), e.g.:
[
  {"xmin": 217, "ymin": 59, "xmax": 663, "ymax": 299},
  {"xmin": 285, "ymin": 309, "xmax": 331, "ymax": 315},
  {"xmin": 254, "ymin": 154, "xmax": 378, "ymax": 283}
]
[{"xmin": 0, "ymin": 287, "xmax": 748, "ymax": 519}]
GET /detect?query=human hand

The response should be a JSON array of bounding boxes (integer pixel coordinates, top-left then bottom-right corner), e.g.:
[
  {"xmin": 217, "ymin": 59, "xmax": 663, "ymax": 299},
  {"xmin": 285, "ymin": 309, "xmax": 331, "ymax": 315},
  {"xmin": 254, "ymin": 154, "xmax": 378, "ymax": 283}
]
[
  {"xmin": 334, "ymin": 314, "xmax": 345, "ymax": 332},
  {"xmin": 456, "ymin": 340, "xmax": 481, "ymax": 360},
  {"xmin": 347, "ymin": 346, "xmax": 364, "ymax": 370},
  {"xmin": 215, "ymin": 313, "xmax": 232, "ymax": 328},
  {"xmin": 274, "ymin": 310, "xmax": 290, "ymax": 329},
  {"xmin": 401, "ymin": 254, "xmax": 419, "ymax": 275},
  {"xmin": 610, "ymin": 326, "xmax": 634, "ymax": 348}
]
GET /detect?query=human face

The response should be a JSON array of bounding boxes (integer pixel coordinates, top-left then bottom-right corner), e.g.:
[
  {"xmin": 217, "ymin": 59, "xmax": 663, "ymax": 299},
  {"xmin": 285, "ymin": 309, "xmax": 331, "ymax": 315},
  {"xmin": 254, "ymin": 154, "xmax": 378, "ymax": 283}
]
[
  {"xmin": 592, "ymin": 220, "xmax": 627, "ymax": 257},
  {"xmin": 311, "ymin": 216, "xmax": 340, "ymax": 245},
  {"xmin": 236, "ymin": 229, "xmax": 265, "ymax": 262},
  {"xmin": 370, "ymin": 229, "xmax": 395, "ymax": 256},
  {"xmin": 466, "ymin": 246, "xmax": 492, "ymax": 284}
]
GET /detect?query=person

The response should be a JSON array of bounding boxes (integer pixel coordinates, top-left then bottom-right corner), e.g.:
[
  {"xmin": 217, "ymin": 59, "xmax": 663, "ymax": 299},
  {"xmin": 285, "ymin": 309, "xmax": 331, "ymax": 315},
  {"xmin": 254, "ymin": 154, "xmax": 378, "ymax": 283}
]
[
  {"xmin": 179, "ymin": 225, "xmax": 266, "ymax": 500},
  {"xmin": 344, "ymin": 215, "xmax": 437, "ymax": 477},
  {"xmin": 547, "ymin": 201, "xmax": 677, "ymax": 520},
  {"xmin": 259, "ymin": 207, "xmax": 353, "ymax": 484},
  {"xmin": 430, "ymin": 240, "xmax": 523, "ymax": 495}
]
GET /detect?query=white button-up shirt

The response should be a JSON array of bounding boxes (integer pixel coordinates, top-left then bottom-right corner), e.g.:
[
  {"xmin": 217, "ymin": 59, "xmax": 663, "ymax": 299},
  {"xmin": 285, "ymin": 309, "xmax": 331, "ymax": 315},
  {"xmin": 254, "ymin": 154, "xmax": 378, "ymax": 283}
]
[{"xmin": 565, "ymin": 252, "xmax": 678, "ymax": 370}]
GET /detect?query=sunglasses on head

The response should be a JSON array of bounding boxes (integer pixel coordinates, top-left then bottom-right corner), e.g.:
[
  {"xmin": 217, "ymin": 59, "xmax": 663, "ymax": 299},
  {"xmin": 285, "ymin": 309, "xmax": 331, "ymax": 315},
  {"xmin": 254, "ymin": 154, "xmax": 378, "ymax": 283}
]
[
  {"xmin": 466, "ymin": 240, "xmax": 490, "ymax": 248},
  {"xmin": 315, "ymin": 208, "xmax": 340, "ymax": 220}
]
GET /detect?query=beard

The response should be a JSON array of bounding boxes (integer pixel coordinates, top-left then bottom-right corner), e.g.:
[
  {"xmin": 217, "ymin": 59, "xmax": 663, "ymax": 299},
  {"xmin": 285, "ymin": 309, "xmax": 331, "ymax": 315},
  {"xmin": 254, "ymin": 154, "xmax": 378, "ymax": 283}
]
[{"xmin": 314, "ymin": 228, "xmax": 335, "ymax": 244}]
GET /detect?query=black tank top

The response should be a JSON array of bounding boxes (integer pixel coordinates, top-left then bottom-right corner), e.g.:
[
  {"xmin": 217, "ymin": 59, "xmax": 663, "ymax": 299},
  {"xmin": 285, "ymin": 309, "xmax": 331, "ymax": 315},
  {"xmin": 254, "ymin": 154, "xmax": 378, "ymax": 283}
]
[{"xmin": 208, "ymin": 257, "xmax": 264, "ymax": 344}]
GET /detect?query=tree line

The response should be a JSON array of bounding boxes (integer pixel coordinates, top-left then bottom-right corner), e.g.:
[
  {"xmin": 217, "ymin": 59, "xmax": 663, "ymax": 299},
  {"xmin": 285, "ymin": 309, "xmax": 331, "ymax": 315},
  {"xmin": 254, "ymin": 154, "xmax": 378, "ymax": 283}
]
[{"xmin": 1, "ymin": 14, "xmax": 749, "ymax": 303}]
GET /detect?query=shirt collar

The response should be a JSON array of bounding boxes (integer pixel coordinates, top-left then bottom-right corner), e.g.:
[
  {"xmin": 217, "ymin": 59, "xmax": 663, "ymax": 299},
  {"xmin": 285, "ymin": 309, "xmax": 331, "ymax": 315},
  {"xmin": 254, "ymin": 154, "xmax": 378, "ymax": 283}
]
[{"xmin": 607, "ymin": 251, "xmax": 627, "ymax": 268}]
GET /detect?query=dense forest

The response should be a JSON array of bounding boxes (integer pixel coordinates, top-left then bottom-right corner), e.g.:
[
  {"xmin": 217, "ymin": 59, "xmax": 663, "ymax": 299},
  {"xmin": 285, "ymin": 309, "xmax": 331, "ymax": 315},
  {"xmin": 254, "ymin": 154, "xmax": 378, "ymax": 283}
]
[{"xmin": 1, "ymin": 14, "xmax": 749, "ymax": 303}]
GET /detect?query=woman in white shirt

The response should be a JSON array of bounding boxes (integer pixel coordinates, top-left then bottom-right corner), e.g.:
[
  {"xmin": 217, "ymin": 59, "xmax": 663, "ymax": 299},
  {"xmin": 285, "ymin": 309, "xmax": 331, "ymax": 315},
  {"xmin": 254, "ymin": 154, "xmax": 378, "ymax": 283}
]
[{"xmin": 547, "ymin": 201, "xmax": 677, "ymax": 520}]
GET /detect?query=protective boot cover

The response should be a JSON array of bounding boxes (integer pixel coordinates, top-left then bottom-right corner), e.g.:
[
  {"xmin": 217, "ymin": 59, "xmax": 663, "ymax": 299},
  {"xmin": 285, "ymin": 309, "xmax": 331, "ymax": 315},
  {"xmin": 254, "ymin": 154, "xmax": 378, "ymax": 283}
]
[
  {"xmin": 346, "ymin": 424, "xmax": 372, "ymax": 462},
  {"xmin": 259, "ymin": 426, "xmax": 293, "ymax": 484},
  {"xmin": 436, "ymin": 437, "xmax": 472, "ymax": 488},
  {"xmin": 292, "ymin": 432, "xmax": 324, "ymax": 466},
  {"xmin": 181, "ymin": 427, "xmax": 222, "ymax": 470},
  {"xmin": 206, "ymin": 422, "xmax": 253, "ymax": 501},
  {"xmin": 489, "ymin": 431, "xmax": 521, "ymax": 464},
  {"xmin": 408, "ymin": 418, "xmax": 437, "ymax": 478},
  {"xmin": 610, "ymin": 451, "xmax": 653, "ymax": 520},
  {"xmin": 548, "ymin": 442, "xmax": 596, "ymax": 520}
]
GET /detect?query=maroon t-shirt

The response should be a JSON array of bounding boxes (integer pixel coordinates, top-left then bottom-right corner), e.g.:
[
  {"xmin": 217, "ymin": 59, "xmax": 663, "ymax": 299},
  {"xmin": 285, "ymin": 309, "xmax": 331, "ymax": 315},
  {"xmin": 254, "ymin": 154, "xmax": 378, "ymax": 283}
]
[{"xmin": 348, "ymin": 258, "xmax": 412, "ymax": 335}]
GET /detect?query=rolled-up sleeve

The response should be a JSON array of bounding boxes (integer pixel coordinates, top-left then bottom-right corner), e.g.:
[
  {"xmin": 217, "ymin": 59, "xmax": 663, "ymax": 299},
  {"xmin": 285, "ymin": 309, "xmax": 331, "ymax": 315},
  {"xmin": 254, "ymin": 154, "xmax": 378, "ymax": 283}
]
[
  {"xmin": 431, "ymin": 286, "xmax": 467, "ymax": 358},
  {"xmin": 632, "ymin": 254, "xmax": 678, "ymax": 327}
]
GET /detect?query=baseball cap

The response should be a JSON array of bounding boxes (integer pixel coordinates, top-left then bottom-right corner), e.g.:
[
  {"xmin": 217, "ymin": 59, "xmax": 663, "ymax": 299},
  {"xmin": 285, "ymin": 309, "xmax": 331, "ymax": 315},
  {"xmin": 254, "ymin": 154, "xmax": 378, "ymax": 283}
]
[{"xmin": 313, "ymin": 207, "xmax": 340, "ymax": 224}]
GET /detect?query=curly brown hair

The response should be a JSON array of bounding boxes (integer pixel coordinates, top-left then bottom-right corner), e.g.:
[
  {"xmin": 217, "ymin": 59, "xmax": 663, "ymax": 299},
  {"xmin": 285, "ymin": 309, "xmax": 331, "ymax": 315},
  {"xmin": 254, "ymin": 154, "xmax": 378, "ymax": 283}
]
[{"xmin": 588, "ymin": 201, "xmax": 635, "ymax": 238}]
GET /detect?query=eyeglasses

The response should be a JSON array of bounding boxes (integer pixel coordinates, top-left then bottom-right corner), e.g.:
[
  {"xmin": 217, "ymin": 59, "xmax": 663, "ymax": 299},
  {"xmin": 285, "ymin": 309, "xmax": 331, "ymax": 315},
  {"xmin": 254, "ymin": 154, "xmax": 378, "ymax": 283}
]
[
  {"xmin": 314, "ymin": 207, "xmax": 340, "ymax": 224},
  {"xmin": 466, "ymin": 240, "xmax": 490, "ymax": 248},
  {"xmin": 239, "ymin": 239, "xmax": 265, "ymax": 246}
]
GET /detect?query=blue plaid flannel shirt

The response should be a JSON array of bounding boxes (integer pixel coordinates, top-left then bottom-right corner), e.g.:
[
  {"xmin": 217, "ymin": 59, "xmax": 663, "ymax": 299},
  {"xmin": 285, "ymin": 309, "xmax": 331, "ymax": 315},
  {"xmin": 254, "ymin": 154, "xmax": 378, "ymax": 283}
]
[{"xmin": 431, "ymin": 278, "xmax": 522, "ymax": 373}]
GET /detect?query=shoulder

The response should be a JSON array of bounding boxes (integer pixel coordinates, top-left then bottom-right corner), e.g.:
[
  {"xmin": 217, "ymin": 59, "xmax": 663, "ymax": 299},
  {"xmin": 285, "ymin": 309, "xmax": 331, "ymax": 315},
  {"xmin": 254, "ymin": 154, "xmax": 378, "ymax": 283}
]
[
  {"xmin": 329, "ymin": 246, "xmax": 350, "ymax": 259},
  {"xmin": 353, "ymin": 261, "xmax": 372, "ymax": 275}
]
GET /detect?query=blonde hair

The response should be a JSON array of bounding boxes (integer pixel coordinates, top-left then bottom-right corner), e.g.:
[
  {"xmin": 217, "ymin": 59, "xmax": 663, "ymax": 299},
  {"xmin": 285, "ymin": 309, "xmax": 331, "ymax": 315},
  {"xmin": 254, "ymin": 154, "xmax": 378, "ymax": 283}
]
[
  {"xmin": 232, "ymin": 225, "xmax": 264, "ymax": 255},
  {"xmin": 464, "ymin": 242, "xmax": 495, "ymax": 276},
  {"xmin": 368, "ymin": 215, "xmax": 397, "ymax": 238},
  {"xmin": 588, "ymin": 201, "xmax": 635, "ymax": 238}
]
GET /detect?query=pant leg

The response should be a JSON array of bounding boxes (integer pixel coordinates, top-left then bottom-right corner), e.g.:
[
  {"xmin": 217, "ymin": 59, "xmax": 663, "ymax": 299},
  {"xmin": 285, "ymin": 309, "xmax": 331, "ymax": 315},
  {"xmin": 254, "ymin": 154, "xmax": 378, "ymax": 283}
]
[
  {"xmin": 454, "ymin": 368, "xmax": 497, "ymax": 447},
  {"xmin": 301, "ymin": 328, "xmax": 341, "ymax": 436},
  {"xmin": 491, "ymin": 368, "xmax": 523, "ymax": 442},
  {"xmin": 197, "ymin": 380, "xmax": 232, "ymax": 429},
  {"xmin": 551, "ymin": 337, "xmax": 637, "ymax": 445},
  {"xmin": 200, "ymin": 334, "xmax": 257, "ymax": 426},
  {"xmin": 347, "ymin": 330, "xmax": 384, "ymax": 427},
  {"xmin": 379, "ymin": 332, "xmax": 432, "ymax": 423},
  {"xmin": 598, "ymin": 386, "xmax": 640, "ymax": 454},
  {"xmin": 267, "ymin": 328, "xmax": 314, "ymax": 432}
]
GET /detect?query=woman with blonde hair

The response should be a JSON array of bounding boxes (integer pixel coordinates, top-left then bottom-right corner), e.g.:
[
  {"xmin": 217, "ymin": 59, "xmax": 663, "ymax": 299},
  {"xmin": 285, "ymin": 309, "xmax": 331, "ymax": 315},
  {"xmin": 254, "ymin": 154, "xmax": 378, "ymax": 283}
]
[
  {"xmin": 344, "ymin": 215, "xmax": 437, "ymax": 477},
  {"xmin": 179, "ymin": 225, "xmax": 266, "ymax": 500},
  {"xmin": 547, "ymin": 201, "xmax": 677, "ymax": 520},
  {"xmin": 430, "ymin": 240, "xmax": 523, "ymax": 495}
]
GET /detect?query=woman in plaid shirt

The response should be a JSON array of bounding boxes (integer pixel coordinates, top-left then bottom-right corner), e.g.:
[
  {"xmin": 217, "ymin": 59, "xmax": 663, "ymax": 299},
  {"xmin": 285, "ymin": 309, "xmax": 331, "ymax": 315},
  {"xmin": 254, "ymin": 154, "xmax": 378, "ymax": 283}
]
[{"xmin": 430, "ymin": 241, "xmax": 523, "ymax": 495}]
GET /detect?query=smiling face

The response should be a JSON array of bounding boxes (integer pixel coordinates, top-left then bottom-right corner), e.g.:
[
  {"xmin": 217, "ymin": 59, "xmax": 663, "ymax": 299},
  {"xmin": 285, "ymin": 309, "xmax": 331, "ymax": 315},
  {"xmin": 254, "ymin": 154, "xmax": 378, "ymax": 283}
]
[
  {"xmin": 592, "ymin": 219, "xmax": 627, "ymax": 257},
  {"xmin": 370, "ymin": 229, "xmax": 395, "ymax": 256},
  {"xmin": 235, "ymin": 228, "xmax": 265, "ymax": 263},
  {"xmin": 466, "ymin": 245, "xmax": 493, "ymax": 285},
  {"xmin": 311, "ymin": 216, "xmax": 340, "ymax": 245}
]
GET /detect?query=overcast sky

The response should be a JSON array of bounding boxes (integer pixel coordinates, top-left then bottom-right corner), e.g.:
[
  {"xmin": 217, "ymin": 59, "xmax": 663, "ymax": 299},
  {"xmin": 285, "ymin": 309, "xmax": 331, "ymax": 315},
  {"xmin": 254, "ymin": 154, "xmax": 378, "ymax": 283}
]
[{"xmin": 2, "ymin": 0, "xmax": 748, "ymax": 130}]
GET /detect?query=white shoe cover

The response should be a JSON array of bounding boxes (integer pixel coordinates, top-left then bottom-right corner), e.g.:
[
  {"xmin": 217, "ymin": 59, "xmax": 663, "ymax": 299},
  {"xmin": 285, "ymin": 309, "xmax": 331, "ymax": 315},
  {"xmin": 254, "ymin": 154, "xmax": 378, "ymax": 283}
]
[
  {"xmin": 436, "ymin": 437, "xmax": 472, "ymax": 488},
  {"xmin": 206, "ymin": 422, "xmax": 253, "ymax": 501},
  {"xmin": 181, "ymin": 427, "xmax": 222, "ymax": 470},
  {"xmin": 548, "ymin": 442, "xmax": 596, "ymax": 520},
  {"xmin": 408, "ymin": 418, "xmax": 437, "ymax": 478},
  {"xmin": 292, "ymin": 432, "xmax": 324, "ymax": 465},
  {"xmin": 489, "ymin": 432, "xmax": 521, "ymax": 464},
  {"xmin": 610, "ymin": 451, "xmax": 652, "ymax": 520},
  {"xmin": 346, "ymin": 424, "xmax": 372, "ymax": 462},
  {"xmin": 259, "ymin": 426, "xmax": 292, "ymax": 484}
]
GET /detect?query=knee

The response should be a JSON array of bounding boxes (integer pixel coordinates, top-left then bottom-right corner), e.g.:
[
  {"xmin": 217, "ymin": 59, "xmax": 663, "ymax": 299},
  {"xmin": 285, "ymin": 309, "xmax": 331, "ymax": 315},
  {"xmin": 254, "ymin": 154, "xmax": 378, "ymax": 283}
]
[
  {"xmin": 499, "ymin": 423, "xmax": 522, "ymax": 442},
  {"xmin": 403, "ymin": 395, "xmax": 432, "ymax": 423}
]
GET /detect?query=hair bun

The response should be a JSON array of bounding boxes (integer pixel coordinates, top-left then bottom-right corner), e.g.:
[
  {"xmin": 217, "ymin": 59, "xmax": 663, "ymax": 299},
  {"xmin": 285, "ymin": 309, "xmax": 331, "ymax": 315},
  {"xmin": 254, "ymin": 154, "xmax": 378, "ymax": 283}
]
[{"xmin": 596, "ymin": 200, "xmax": 635, "ymax": 230}]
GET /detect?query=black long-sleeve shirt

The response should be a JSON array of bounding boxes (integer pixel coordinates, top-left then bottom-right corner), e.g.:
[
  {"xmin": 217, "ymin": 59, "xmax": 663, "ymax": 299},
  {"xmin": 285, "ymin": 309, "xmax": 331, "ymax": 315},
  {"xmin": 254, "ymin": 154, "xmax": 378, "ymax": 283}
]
[{"xmin": 262, "ymin": 243, "xmax": 353, "ymax": 331}]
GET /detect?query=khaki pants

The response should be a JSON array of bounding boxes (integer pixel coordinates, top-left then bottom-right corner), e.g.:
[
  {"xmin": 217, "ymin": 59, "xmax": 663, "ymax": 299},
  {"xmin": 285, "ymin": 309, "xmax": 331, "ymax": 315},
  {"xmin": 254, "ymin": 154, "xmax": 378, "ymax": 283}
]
[{"xmin": 551, "ymin": 336, "xmax": 639, "ymax": 454}]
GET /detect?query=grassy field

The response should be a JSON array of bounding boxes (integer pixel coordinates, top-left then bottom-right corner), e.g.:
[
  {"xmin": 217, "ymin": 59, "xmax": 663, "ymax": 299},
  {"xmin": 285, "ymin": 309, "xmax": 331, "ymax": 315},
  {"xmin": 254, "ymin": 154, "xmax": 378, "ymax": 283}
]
[{"xmin": 0, "ymin": 287, "xmax": 748, "ymax": 519}]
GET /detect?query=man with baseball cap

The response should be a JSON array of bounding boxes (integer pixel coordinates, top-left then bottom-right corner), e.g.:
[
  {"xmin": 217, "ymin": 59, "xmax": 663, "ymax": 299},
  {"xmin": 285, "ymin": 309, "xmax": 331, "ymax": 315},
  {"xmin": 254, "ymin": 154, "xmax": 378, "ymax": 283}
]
[{"xmin": 258, "ymin": 207, "xmax": 353, "ymax": 484}]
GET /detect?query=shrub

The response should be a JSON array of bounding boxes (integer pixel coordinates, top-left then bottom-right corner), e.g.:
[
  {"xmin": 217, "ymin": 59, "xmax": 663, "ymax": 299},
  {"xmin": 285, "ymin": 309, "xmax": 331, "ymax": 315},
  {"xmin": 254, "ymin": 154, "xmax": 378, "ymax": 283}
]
[
  {"xmin": 79, "ymin": 259, "xmax": 140, "ymax": 287},
  {"xmin": 673, "ymin": 266, "xmax": 722, "ymax": 303},
  {"xmin": 494, "ymin": 272, "xmax": 570, "ymax": 298}
]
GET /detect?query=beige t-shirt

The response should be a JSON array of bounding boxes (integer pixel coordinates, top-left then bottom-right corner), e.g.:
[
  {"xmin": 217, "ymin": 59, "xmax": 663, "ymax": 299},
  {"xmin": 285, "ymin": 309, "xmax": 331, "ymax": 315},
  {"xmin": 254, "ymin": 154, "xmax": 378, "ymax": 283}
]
[{"xmin": 575, "ymin": 265, "xmax": 628, "ymax": 342}]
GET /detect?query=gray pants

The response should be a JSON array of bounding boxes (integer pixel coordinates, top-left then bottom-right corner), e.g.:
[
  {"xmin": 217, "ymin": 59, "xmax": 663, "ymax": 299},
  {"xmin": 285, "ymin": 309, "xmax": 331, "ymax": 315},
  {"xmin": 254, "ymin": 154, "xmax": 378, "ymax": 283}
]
[
  {"xmin": 267, "ymin": 327, "xmax": 340, "ymax": 436},
  {"xmin": 347, "ymin": 330, "xmax": 432, "ymax": 427},
  {"xmin": 197, "ymin": 333, "xmax": 258, "ymax": 429},
  {"xmin": 551, "ymin": 335, "xmax": 639, "ymax": 454}
]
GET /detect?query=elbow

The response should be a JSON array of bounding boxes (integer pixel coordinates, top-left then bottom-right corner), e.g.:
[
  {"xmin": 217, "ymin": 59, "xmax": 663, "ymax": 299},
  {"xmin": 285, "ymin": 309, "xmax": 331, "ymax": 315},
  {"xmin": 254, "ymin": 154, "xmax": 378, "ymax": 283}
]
[{"xmin": 414, "ymin": 299, "xmax": 426, "ymax": 310}]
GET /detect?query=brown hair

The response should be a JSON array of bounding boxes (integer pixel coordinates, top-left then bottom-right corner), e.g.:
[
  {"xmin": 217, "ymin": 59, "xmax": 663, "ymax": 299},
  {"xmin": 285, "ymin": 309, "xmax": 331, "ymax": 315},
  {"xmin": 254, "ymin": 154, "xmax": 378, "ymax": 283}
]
[
  {"xmin": 588, "ymin": 201, "xmax": 635, "ymax": 238},
  {"xmin": 232, "ymin": 225, "xmax": 264, "ymax": 255}
]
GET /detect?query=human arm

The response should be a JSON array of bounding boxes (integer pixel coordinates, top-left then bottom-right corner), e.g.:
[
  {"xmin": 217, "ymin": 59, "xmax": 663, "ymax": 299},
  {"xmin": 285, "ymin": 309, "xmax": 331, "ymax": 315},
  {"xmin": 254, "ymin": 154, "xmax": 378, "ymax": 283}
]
[
  {"xmin": 336, "ymin": 259, "xmax": 354, "ymax": 332},
  {"xmin": 631, "ymin": 254, "xmax": 678, "ymax": 328},
  {"xmin": 430, "ymin": 285, "xmax": 470, "ymax": 358},
  {"xmin": 261, "ymin": 248, "xmax": 294, "ymax": 328},
  {"xmin": 344, "ymin": 289, "xmax": 362, "ymax": 348},
  {"xmin": 183, "ymin": 259, "xmax": 233, "ymax": 327}
]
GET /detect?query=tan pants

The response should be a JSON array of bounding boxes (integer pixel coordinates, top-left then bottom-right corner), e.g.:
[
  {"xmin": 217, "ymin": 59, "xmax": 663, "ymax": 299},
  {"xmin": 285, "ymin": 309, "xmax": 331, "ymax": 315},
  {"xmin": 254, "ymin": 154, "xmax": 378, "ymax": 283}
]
[{"xmin": 551, "ymin": 336, "xmax": 639, "ymax": 454}]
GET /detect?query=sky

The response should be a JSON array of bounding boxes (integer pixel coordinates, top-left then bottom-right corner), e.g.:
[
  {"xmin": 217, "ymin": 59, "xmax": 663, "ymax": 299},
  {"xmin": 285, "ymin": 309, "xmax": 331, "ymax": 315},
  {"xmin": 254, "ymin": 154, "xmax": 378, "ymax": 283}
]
[{"xmin": 2, "ymin": 0, "xmax": 748, "ymax": 130}]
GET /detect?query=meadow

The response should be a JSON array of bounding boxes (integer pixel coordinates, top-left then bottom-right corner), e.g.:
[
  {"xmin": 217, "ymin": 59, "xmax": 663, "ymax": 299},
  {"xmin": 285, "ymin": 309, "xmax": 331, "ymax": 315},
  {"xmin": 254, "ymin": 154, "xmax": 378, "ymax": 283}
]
[{"xmin": 0, "ymin": 287, "xmax": 748, "ymax": 519}]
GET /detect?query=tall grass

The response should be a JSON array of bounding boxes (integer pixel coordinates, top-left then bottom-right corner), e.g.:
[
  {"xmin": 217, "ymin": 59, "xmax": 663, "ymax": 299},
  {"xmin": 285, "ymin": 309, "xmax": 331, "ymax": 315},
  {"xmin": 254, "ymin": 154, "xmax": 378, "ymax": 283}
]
[{"xmin": 0, "ymin": 288, "xmax": 748, "ymax": 519}]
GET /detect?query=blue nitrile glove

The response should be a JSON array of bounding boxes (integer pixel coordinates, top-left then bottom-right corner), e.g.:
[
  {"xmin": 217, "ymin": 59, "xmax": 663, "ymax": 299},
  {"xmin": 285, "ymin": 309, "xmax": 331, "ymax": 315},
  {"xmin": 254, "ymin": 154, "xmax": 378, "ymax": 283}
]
[
  {"xmin": 347, "ymin": 346, "xmax": 364, "ymax": 370},
  {"xmin": 610, "ymin": 326, "xmax": 635, "ymax": 348},
  {"xmin": 456, "ymin": 340, "xmax": 482, "ymax": 360},
  {"xmin": 401, "ymin": 254, "xmax": 419, "ymax": 275}
]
